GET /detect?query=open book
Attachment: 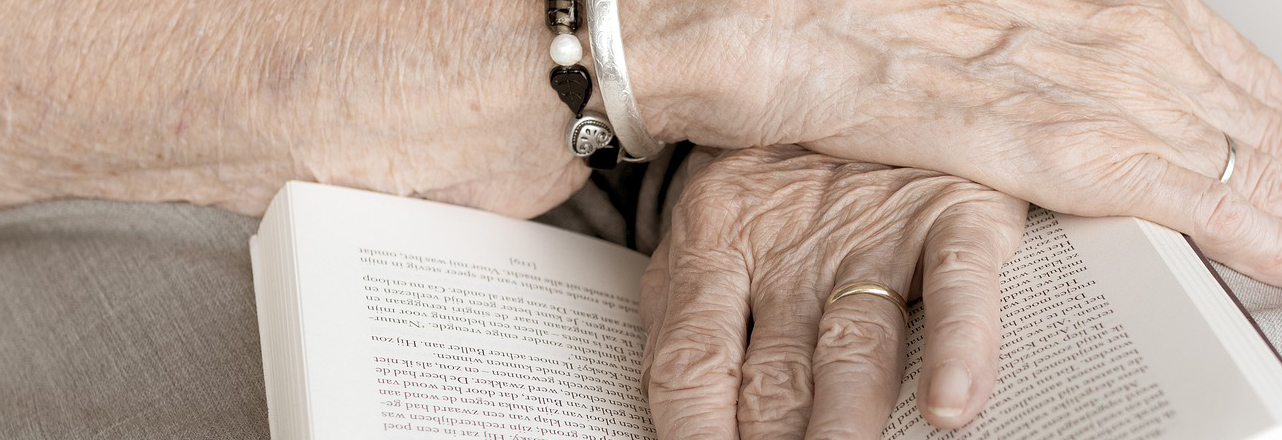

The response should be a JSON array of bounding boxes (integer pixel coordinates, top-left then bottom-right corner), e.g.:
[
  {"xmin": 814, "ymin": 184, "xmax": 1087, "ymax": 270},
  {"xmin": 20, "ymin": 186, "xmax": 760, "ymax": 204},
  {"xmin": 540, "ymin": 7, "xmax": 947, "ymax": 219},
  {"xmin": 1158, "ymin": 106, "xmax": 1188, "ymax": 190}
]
[{"xmin": 250, "ymin": 181, "xmax": 1282, "ymax": 440}]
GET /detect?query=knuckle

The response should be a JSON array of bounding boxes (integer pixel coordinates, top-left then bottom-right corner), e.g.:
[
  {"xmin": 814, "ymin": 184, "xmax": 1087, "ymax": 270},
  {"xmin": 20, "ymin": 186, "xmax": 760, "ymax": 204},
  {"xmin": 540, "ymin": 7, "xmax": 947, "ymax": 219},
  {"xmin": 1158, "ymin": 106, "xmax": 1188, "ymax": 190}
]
[
  {"xmin": 640, "ymin": 259, "xmax": 667, "ymax": 291},
  {"xmin": 813, "ymin": 312, "xmax": 902, "ymax": 372},
  {"xmin": 1194, "ymin": 184, "xmax": 1249, "ymax": 247},
  {"xmin": 930, "ymin": 245, "xmax": 998, "ymax": 276},
  {"xmin": 639, "ymin": 263, "xmax": 670, "ymax": 300},
  {"xmin": 1244, "ymin": 151, "xmax": 1282, "ymax": 211},
  {"xmin": 737, "ymin": 343, "xmax": 814, "ymax": 423},
  {"xmin": 1189, "ymin": 183, "xmax": 1282, "ymax": 282},
  {"xmin": 930, "ymin": 313, "xmax": 999, "ymax": 353},
  {"xmin": 639, "ymin": 268, "xmax": 665, "ymax": 298},
  {"xmin": 648, "ymin": 326, "xmax": 742, "ymax": 393},
  {"xmin": 740, "ymin": 341, "xmax": 814, "ymax": 394}
]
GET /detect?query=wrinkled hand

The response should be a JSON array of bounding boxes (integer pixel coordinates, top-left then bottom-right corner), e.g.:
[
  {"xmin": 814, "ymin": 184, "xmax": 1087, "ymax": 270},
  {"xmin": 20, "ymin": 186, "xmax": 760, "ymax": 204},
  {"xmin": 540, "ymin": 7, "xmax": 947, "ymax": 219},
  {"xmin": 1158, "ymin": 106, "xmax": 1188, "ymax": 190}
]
[
  {"xmin": 639, "ymin": 146, "xmax": 1028, "ymax": 438},
  {"xmin": 625, "ymin": 0, "xmax": 1282, "ymax": 284}
]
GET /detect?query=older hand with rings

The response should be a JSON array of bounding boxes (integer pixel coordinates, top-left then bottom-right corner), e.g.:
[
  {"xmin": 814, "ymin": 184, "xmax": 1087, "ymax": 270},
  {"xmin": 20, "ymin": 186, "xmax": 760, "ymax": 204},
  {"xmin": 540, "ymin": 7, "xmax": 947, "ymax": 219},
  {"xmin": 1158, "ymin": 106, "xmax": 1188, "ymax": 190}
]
[
  {"xmin": 623, "ymin": 0, "xmax": 1282, "ymax": 286},
  {"xmin": 640, "ymin": 145, "xmax": 1028, "ymax": 438}
]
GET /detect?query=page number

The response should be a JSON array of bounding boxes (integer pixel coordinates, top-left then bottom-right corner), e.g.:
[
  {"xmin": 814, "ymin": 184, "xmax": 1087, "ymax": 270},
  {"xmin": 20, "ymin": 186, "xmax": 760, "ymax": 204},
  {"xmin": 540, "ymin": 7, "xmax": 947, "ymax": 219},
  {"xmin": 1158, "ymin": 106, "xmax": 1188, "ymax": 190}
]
[{"xmin": 509, "ymin": 257, "xmax": 537, "ymax": 271}]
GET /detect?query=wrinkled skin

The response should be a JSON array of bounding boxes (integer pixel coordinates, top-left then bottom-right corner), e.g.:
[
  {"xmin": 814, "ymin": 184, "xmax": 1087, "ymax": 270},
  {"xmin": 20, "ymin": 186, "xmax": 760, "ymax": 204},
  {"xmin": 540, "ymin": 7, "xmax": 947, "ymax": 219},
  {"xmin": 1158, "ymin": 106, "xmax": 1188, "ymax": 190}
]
[
  {"xmin": 641, "ymin": 146, "xmax": 1027, "ymax": 439},
  {"xmin": 624, "ymin": 0, "xmax": 1282, "ymax": 285},
  {"xmin": 4, "ymin": 2, "xmax": 1281, "ymax": 435},
  {"xmin": 4, "ymin": 0, "xmax": 1278, "ymax": 283},
  {"xmin": 0, "ymin": 1, "xmax": 589, "ymax": 218}
]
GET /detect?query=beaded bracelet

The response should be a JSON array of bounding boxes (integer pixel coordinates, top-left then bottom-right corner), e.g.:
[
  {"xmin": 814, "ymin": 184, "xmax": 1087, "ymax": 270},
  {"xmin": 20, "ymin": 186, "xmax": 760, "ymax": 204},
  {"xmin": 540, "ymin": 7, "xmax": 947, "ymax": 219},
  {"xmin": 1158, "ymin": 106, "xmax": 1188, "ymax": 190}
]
[{"xmin": 545, "ymin": 0, "xmax": 621, "ymax": 170}]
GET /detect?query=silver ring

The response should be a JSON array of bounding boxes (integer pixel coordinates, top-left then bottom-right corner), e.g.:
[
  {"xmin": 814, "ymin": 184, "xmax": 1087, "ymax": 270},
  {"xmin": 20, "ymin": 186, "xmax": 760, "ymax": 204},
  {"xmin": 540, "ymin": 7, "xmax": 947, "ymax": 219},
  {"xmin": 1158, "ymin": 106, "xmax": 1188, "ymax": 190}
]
[{"xmin": 1221, "ymin": 133, "xmax": 1237, "ymax": 184}]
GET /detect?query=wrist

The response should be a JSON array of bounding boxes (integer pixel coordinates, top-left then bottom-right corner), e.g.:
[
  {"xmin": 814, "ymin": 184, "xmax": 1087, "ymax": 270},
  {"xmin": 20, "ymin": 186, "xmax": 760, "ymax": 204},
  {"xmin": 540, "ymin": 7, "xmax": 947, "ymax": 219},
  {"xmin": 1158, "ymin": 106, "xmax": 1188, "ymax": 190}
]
[
  {"xmin": 614, "ymin": 0, "xmax": 808, "ymax": 148},
  {"xmin": 260, "ymin": 1, "xmax": 592, "ymax": 216},
  {"xmin": 613, "ymin": 1, "xmax": 888, "ymax": 149},
  {"xmin": 613, "ymin": 0, "xmax": 703, "ymax": 145}
]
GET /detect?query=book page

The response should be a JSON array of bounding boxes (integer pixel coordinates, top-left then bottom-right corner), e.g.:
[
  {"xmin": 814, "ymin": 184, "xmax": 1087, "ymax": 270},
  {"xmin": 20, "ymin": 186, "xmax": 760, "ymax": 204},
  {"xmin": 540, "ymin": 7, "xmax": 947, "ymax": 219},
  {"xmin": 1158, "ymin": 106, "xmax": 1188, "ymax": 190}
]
[
  {"xmin": 256, "ymin": 183, "xmax": 1282, "ymax": 440},
  {"xmin": 883, "ymin": 209, "xmax": 1282, "ymax": 440},
  {"xmin": 272, "ymin": 182, "xmax": 654, "ymax": 440}
]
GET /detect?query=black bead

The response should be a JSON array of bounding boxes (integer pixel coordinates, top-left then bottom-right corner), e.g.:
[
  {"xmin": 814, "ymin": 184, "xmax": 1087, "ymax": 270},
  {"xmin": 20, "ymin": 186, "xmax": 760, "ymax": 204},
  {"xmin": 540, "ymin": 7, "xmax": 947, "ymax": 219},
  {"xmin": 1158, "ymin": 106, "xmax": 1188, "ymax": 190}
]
[
  {"xmin": 546, "ymin": 0, "xmax": 578, "ymax": 34},
  {"xmin": 586, "ymin": 139, "xmax": 620, "ymax": 170},
  {"xmin": 550, "ymin": 64, "xmax": 591, "ymax": 117}
]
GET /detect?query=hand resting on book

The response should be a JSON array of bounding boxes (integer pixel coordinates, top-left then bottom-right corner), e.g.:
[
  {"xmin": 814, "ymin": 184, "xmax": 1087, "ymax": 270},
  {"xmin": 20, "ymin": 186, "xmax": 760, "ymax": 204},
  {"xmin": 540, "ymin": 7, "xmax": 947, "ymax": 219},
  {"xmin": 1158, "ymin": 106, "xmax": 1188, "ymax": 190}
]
[{"xmin": 639, "ymin": 145, "xmax": 1028, "ymax": 438}]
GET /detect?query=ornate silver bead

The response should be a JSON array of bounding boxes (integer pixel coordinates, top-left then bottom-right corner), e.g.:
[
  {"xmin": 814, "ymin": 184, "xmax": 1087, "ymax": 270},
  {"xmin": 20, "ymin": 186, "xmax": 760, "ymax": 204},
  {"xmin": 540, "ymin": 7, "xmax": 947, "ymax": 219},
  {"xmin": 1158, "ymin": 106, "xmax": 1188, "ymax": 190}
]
[
  {"xmin": 546, "ymin": 0, "xmax": 579, "ymax": 34},
  {"xmin": 565, "ymin": 111, "xmax": 614, "ymax": 157}
]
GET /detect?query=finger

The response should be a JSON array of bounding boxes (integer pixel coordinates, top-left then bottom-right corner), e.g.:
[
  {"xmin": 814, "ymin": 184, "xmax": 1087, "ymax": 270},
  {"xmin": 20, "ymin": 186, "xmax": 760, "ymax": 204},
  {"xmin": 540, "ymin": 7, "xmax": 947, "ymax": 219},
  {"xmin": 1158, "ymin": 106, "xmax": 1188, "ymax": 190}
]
[
  {"xmin": 1132, "ymin": 110, "xmax": 1282, "ymax": 217},
  {"xmin": 806, "ymin": 296, "xmax": 908, "ymax": 440},
  {"xmin": 639, "ymin": 237, "xmax": 673, "ymax": 399},
  {"xmin": 647, "ymin": 237, "xmax": 751, "ymax": 440},
  {"xmin": 1183, "ymin": 0, "xmax": 1282, "ymax": 110},
  {"xmin": 1223, "ymin": 141, "xmax": 1282, "ymax": 217},
  {"xmin": 1177, "ymin": 60, "xmax": 1282, "ymax": 159},
  {"xmin": 1127, "ymin": 5, "xmax": 1282, "ymax": 156},
  {"xmin": 1012, "ymin": 18, "xmax": 1282, "ymax": 161},
  {"xmin": 916, "ymin": 194, "xmax": 1026, "ymax": 428},
  {"xmin": 1096, "ymin": 154, "xmax": 1282, "ymax": 285},
  {"xmin": 805, "ymin": 245, "xmax": 918, "ymax": 439},
  {"xmin": 1086, "ymin": 0, "xmax": 1282, "ymax": 152},
  {"xmin": 737, "ymin": 256, "xmax": 824, "ymax": 440}
]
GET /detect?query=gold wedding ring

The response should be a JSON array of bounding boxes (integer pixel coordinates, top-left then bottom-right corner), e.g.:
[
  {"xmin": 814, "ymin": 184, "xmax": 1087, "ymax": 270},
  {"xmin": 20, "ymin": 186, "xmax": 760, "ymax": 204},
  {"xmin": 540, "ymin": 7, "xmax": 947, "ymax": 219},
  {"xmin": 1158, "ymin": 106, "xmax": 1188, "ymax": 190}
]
[{"xmin": 825, "ymin": 281, "xmax": 910, "ymax": 325}]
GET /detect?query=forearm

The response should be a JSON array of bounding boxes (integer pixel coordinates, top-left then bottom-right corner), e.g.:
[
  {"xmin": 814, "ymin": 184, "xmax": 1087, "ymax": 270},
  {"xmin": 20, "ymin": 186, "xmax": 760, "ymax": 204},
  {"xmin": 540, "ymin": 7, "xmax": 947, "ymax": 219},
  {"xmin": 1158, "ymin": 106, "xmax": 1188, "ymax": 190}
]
[{"xmin": 0, "ymin": 1, "xmax": 590, "ymax": 216}]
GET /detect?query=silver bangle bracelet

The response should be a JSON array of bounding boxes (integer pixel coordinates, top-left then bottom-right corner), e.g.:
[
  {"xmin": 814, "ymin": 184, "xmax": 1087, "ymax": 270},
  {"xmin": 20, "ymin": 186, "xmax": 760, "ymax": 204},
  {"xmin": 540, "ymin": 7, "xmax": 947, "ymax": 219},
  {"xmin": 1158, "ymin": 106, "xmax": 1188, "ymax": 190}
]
[{"xmin": 584, "ymin": 0, "xmax": 666, "ymax": 162}]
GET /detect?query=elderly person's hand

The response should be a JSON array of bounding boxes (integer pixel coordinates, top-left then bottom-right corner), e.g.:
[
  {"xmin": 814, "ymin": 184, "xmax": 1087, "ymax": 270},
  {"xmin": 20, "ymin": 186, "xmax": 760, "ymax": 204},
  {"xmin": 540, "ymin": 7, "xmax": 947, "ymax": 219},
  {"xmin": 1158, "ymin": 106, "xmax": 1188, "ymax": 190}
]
[
  {"xmin": 5, "ymin": 0, "xmax": 1279, "ymax": 285},
  {"xmin": 640, "ymin": 145, "xmax": 1028, "ymax": 438},
  {"xmin": 623, "ymin": 0, "xmax": 1282, "ymax": 284}
]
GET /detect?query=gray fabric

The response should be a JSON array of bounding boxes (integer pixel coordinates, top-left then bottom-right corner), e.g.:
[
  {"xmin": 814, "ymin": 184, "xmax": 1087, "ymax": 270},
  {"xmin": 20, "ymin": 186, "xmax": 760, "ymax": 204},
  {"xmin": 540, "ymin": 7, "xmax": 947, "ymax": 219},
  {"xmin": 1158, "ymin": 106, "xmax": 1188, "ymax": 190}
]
[
  {"xmin": 1, "ymin": 193, "xmax": 1280, "ymax": 438},
  {"xmin": 0, "ymin": 201, "xmax": 267, "ymax": 439},
  {"xmin": 1214, "ymin": 261, "xmax": 1282, "ymax": 347},
  {"xmin": 0, "ymin": 181, "xmax": 642, "ymax": 439}
]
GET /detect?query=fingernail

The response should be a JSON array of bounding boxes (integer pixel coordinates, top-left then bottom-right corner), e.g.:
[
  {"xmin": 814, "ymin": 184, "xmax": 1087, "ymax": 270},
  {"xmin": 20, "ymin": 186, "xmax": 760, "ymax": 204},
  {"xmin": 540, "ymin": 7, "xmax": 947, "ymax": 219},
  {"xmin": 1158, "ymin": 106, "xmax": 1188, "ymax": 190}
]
[
  {"xmin": 640, "ymin": 369, "xmax": 651, "ymax": 399},
  {"xmin": 927, "ymin": 362, "xmax": 971, "ymax": 418}
]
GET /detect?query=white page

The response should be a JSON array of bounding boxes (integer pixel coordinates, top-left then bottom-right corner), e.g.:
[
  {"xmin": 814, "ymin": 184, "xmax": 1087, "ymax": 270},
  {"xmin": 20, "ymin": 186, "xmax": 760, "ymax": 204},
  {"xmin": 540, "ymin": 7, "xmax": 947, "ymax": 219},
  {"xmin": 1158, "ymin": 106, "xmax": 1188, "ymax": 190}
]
[
  {"xmin": 256, "ymin": 183, "xmax": 1282, "ymax": 440},
  {"xmin": 884, "ymin": 210, "xmax": 1282, "ymax": 440},
  {"xmin": 279, "ymin": 182, "xmax": 653, "ymax": 440}
]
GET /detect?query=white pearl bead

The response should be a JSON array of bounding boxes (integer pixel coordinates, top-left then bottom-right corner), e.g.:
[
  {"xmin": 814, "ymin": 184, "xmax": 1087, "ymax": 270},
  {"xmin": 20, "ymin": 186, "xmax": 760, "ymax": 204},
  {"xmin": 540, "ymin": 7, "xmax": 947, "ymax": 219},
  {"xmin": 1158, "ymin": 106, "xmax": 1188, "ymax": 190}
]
[{"xmin": 550, "ymin": 34, "xmax": 583, "ymax": 66}]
